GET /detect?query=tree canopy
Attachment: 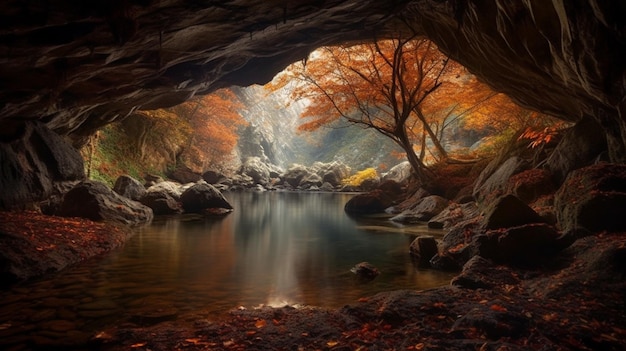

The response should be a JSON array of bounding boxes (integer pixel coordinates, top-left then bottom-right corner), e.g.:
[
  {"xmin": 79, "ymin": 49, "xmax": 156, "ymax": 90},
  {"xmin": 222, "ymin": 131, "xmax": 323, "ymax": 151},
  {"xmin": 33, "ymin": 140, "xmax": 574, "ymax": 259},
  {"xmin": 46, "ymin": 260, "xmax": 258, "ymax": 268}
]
[{"xmin": 268, "ymin": 36, "xmax": 559, "ymax": 182}]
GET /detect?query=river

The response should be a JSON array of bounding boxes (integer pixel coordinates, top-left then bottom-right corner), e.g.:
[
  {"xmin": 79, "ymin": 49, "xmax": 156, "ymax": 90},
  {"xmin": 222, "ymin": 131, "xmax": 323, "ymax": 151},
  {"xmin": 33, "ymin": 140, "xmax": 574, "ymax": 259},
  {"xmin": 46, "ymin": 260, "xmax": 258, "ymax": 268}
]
[{"xmin": 0, "ymin": 192, "xmax": 456, "ymax": 349}]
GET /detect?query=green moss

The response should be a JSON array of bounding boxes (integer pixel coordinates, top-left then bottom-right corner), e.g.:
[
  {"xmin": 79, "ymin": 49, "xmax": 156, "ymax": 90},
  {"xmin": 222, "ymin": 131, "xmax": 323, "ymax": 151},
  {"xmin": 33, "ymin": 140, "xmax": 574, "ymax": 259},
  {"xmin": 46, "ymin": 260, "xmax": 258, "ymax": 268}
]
[{"xmin": 82, "ymin": 124, "xmax": 164, "ymax": 186}]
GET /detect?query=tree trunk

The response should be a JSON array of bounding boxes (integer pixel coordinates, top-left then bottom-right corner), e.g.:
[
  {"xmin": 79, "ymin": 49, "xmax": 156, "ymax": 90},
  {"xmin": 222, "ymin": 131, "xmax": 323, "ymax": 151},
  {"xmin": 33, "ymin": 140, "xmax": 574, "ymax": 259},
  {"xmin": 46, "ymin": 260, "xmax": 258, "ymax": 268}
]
[
  {"xmin": 396, "ymin": 128, "xmax": 431, "ymax": 183},
  {"xmin": 414, "ymin": 108, "xmax": 448, "ymax": 160}
]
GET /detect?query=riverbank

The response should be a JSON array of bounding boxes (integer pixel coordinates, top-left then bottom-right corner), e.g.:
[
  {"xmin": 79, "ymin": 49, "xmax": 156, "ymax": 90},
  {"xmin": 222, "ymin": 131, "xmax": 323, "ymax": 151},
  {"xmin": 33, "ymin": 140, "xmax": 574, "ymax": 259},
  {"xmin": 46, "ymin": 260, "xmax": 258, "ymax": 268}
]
[
  {"xmin": 2, "ymin": 210, "xmax": 624, "ymax": 350},
  {"xmin": 96, "ymin": 231, "xmax": 626, "ymax": 350},
  {"xmin": 0, "ymin": 211, "xmax": 134, "ymax": 287}
]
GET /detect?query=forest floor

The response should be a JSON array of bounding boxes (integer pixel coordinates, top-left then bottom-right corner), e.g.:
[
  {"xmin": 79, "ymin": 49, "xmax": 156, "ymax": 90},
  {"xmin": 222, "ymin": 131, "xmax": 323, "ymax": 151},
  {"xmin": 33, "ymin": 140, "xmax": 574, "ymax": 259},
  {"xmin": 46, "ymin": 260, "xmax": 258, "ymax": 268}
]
[{"xmin": 1, "ymin": 212, "xmax": 625, "ymax": 350}]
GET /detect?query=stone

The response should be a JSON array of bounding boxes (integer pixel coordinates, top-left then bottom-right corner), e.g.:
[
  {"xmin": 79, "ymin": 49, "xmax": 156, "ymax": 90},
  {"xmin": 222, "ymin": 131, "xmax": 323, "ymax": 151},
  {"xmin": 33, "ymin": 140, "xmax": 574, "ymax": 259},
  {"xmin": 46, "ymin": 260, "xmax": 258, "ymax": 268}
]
[
  {"xmin": 505, "ymin": 169, "xmax": 556, "ymax": 205},
  {"xmin": 409, "ymin": 236, "xmax": 438, "ymax": 266},
  {"xmin": 282, "ymin": 164, "xmax": 311, "ymax": 188},
  {"xmin": 239, "ymin": 157, "xmax": 271, "ymax": 185},
  {"xmin": 0, "ymin": 122, "xmax": 84, "ymax": 210},
  {"xmin": 139, "ymin": 190, "xmax": 182, "ymax": 215},
  {"xmin": 428, "ymin": 202, "xmax": 479, "ymax": 230},
  {"xmin": 312, "ymin": 161, "xmax": 351, "ymax": 187},
  {"xmin": 58, "ymin": 180, "xmax": 153, "ymax": 226},
  {"xmin": 483, "ymin": 195, "xmax": 546, "ymax": 230},
  {"xmin": 554, "ymin": 163, "xmax": 626, "ymax": 233},
  {"xmin": 180, "ymin": 182, "xmax": 233, "ymax": 213},
  {"xmin": 382, "ymin": 161, "xmax": 413, "ymax": 185},
  {"xmin": 476, "ymin": 223, "xmax": 563, "ymax": 267},
  {"xmin": 320, "ymin": 182, "xmax": 335, "ymax": 192},
  {"xmin": 344, "ymin": 190, "xmax": 393, "ymax": 215},
  {"xmin": 437, "ymin": 218, "xmax": 483, "ymax": 269},
  {"xmin": 113, "ymin": 175, "xmax": 146, "ymax": 201},
  {"xmin": 473, "ymin": 156, "xmax": 528, "ymax": 204},
  {"xmin": 144, "ymin": 174, "xmax": 164, "ymax": 188},
  {"xmin": 450, "ymin": 256, "xmax": 520, "ymax": 290},
  {"xmin": 202, "ymin": 170, "xmax": 228, "ymax": 184},
  {"xmin": 542, "ymin": 117, "xmax": 608, "ymax": 184},
  {"xmin": 391, "ymin": 195, "xmax": 449, "ymax": 223},
  {"xmin": 300, "ymin": 173, "xmax": 323, "ymax": 188},
  {"xmin": 358, "ymin": 177, "xmax": 380, "ymax": 192},
  {"xmin": 350, "ymin": 262, "xmax": 379, "ymax": 280},
  {"xmin": 146, "ymin": 181, "xmax": 183, "ymax": 201},
  {"xmin": 167, "ymin": 165, "xmax": 202, "ymax": 184}
]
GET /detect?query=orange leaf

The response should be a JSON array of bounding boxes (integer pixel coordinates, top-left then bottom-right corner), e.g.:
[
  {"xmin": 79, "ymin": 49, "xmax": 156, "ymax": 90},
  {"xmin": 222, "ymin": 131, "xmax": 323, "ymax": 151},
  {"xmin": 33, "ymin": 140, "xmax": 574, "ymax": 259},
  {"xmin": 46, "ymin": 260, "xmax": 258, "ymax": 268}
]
[
  {"xmin": 490, "ymin": 304, "xmax": 508, "ymax": 312},
  {"xmin": 255, "ymin": 319, "xmax": 266, "ymax": 329},
  {"xmin": 327, "ymin": 340, "xmax": 339, "ymax": 347},
  {"xmin": 130, "ymin": 342, "xmax": 147, "ymax": 348}
]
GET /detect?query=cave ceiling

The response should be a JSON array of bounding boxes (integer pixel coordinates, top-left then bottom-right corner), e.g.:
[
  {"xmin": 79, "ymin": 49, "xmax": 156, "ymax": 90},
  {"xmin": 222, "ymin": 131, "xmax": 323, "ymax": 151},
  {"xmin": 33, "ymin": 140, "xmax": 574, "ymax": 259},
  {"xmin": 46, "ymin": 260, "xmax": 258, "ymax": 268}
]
[{"xmin": 0, "ymin": 1, "xmax": 625, "ymax": 148}]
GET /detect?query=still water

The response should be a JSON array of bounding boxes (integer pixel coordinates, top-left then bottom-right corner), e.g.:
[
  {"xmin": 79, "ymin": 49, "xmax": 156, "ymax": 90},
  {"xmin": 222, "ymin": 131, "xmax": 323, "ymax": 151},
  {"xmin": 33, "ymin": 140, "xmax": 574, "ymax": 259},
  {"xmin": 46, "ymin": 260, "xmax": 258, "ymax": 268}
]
[{"xmin": 0, "ymin": 192, "xmax": 455, "ymax": 348}]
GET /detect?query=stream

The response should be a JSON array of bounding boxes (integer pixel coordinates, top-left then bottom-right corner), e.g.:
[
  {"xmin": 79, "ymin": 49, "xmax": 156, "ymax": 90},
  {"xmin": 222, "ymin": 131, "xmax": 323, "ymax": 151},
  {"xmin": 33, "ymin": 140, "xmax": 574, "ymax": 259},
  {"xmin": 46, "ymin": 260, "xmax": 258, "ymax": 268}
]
[{"xmin": 0, "ymin": 192, "xmax": 456, "ymax": 349}]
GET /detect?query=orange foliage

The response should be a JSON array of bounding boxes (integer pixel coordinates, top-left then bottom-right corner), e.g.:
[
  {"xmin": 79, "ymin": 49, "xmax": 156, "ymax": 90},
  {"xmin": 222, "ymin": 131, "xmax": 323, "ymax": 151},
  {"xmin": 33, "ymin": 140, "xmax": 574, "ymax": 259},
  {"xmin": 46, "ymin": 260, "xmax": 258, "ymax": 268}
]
[
  {"xmin": 268, "ymin": 37, "xmax": 560, "ymax": 169},
  {"xmin": 169, "ymin": 88, "xmax": 247, "ymax": 170}
]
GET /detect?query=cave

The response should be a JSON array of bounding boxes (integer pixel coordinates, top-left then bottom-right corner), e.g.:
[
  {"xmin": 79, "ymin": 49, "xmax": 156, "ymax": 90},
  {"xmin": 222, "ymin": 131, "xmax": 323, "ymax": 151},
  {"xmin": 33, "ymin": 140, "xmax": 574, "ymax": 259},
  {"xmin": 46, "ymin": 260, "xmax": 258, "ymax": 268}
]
[
  {"xmin": 1, "ymin": 1, "xmax": 626, "ymax": 350},
  {"xmin": 1, "ymin": 1, "xmax": 625, "ymax": 208}
]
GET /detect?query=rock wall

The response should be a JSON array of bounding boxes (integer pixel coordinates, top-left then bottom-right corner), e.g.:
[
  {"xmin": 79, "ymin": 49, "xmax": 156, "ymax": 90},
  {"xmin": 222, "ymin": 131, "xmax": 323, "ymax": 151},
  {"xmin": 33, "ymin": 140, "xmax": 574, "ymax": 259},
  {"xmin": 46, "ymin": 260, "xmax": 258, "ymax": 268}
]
[
  {"xmin": 0, "ymin": 1, "xmax": 625, "ymax": 208},
  {"xmin": 0, "ymin": 121, "xmax": 84, "ymax": 210}
]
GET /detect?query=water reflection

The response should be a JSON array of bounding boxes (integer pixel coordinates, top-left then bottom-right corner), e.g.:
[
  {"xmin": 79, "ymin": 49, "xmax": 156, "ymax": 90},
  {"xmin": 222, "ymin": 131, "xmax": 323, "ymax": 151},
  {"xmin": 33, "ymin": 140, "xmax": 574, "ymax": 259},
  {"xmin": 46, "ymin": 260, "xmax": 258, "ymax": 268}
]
[{"xmin": 0, "ymin": 192, "xmax": 456, "ymax": 349}]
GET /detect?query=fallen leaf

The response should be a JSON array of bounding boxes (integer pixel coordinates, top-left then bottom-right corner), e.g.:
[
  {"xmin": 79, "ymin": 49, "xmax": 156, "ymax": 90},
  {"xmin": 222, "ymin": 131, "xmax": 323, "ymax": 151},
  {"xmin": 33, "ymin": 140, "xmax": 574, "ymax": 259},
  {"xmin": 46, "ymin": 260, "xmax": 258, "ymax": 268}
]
[
  {"xmin": 327, "ymin": 340, "xmax": 339, "ymax": 347},
  {"xmin": 130, "ymin": 342, "xmax": 147, "ymax": 348},
  {"xmin": 255, "ymin": 319, "xmax": 266, "ymax": 328},
  {"xmin": 490, "ymin": 304, "xmax": 507, "ymax": 312}
]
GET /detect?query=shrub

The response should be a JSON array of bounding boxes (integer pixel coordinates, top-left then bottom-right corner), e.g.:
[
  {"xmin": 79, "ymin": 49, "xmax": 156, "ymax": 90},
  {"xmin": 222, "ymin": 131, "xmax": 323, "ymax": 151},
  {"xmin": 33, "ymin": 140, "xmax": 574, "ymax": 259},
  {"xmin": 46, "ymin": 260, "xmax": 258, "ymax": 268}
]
[{"xmin": 342, "ymin": 168, "xmax": 379, "ymax": 187}]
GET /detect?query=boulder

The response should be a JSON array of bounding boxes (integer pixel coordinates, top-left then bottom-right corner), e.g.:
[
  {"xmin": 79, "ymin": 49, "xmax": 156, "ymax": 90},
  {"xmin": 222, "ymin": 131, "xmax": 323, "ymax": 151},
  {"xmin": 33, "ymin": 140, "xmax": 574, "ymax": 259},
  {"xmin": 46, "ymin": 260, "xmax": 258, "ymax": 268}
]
[
  {"xmin": 475, "ymin": 223, "xmax": 564, "ymax": 267},
  {"xmin": 58, "ymin": 180, "xmax": 153, "ymax": 226},
  {"xmin": 239, "ymin": 157, "xmax": 271, "ymax": 185},
  {"xmin": 436, "ymin": 218, "xmax": 483, "ymax": 269},
  {"xmin": 409, "ymin": 236, "xmax": 439, "ymax": 266},
  {"xmin": 167, "ymin": 165, "xmax": 202, "ymax": 184},
  {"xmin": 428, "ymin": 202, "xmax": 479, "ymax": 230},
  {"xmin": 473, "ymin": 156, "xmax": 528, "ymax": 204},
  {"xmin": 0, "ymin": 121, "xmax": 84, "ymax": 210},
  {"xmin": 312, "ymin": 161, "xmax": 351, "ymax": 187},
  {"xmin": 113, "ymin": 175, "xmax": 146, "ymax": 201},
  {"xmin": 358, "ymin": 177, "xmax": 380, "ymax": 192},
  {"xmin": 505, "ymin": 169, "xmax": 556, "ymax": 204},
  {"xmin": 230, "ymin": 174, "xmax": 255, "ymax": 189},
  {"xmin": 202, "ymin": 170, "xmax": 228, "ymax": 184},
  {"xmin": 350, "ymin": 262, "xmax": 379, "ymax": 280},
  {"xmin": 180, "ymin": 182, "xmax": 233, "ymax": 213},
  {"xmin": 146, "ymin": 181, "xmax": 183, "ymax": 201},
  {"xmin": 391, "ymin": 195, "xmax": 449, "ymax": 223},
  {"xmin": 543, "ymin": 117, "xmax": 608, "ymax": 184},
  {"xmin": 388, "ymin": 188, "xmax": 430, "ymax": 214},
  {"xmin": 300, "ymin": 173, "xmax": 323, "ymax": 189},
  {"xmin": 554, "ymin": 163, "xmax": 626, "ymax": 233},
  {"xmin": 139, "ymin": 190, "xmax": 181, "ymax": 215},
  {"xmin": 320, "ymin": 182, "xmax": 335, "ymax": 192},
  {"xmin": 144, "ymin": 174, "xmax": 164, "ymax": 188},
  {"xmin": 283, "ymin": 164, "xmax": 311, "ymax": 188},
  {"xmin": 344, "ymin": 190, "xmax": 393, "ymax": 215},
  {"xmin": 382, "ymin": 161, "xmax": 413, "ymax": 185},
  {"xmin": 450, "ymin": 256, "xmax": 520, "ymax": 290},
  {"xmin": 483, "ymin": 195, "xmax": 546, "ymax": 230}
]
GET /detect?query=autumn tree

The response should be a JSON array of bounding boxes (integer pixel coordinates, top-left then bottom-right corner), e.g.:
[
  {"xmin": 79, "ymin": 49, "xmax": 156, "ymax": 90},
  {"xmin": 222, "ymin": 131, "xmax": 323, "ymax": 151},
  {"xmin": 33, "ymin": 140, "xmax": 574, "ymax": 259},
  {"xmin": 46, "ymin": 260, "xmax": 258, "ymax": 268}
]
[
  {"xmin": 269, "ymin": 36, "xmax": 477, "ymax": 182},
  {"xmin": 170, "ymin": 89, "xmax": 247, "ymax": 171}
]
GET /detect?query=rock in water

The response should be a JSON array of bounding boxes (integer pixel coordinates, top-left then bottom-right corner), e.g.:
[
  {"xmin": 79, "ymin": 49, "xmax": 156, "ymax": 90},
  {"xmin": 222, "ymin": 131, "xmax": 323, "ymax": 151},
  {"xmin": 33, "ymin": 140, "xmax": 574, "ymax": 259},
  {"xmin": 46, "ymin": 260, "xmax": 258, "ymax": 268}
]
[
  {"xmin": 180, "ymin": 182, "xmax": 233, "ymax": 213},
  {"xmin": 59, "ymin": 180, "xmax": 153, "ymax": 226},
  {"xmin": 350, "ymin": 262, "xmax": 380, "ymax": 281}
]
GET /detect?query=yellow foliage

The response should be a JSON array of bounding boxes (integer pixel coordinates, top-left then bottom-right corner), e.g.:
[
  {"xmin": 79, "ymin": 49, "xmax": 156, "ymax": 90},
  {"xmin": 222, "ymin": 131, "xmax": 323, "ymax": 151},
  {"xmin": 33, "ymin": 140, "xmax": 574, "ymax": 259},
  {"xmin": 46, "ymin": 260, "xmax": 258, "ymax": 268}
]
[{"xmin": 342, "ymin": 168, "xmax": 379, "ymax": 186}]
